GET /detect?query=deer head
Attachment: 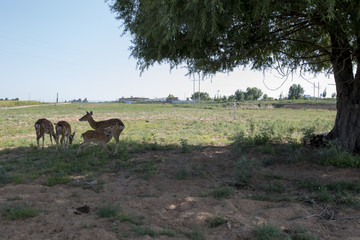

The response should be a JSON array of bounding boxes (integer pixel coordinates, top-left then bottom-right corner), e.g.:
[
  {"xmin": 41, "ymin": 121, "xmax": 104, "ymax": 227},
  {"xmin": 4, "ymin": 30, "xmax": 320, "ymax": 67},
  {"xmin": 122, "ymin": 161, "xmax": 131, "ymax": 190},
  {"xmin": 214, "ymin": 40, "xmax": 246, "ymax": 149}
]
[{"xmin": 79, "ymin": 111, "xmax": 93, "ymax": 121}]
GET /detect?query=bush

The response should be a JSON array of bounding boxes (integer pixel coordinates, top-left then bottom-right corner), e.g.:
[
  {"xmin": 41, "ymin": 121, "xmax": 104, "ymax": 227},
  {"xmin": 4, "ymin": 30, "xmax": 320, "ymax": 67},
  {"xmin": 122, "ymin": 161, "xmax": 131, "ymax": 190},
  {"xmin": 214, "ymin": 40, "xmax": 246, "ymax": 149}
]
[{"xmin": 234, "ymin": 157, "xmax": 262, "ymax": 184}]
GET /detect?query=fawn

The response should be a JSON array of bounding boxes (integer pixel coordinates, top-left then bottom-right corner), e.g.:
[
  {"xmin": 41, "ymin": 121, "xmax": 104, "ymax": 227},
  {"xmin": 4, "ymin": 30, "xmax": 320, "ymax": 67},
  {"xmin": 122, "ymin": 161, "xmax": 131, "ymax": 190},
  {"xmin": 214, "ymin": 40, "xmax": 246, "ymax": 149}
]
[
  {"xmin": 77, "ymin": 130, "xmax": 112, "ymax": 154},
  {"xmin": 79, "ymin": 111, "xmax": 124, "ymax": 155},
  {"xmin": 54, "ymin": 121, "xmax": 75, "ymax": 150},
  {"xmin": 34, "ymin": 118, "xmax": 57, "ymax": 149}
]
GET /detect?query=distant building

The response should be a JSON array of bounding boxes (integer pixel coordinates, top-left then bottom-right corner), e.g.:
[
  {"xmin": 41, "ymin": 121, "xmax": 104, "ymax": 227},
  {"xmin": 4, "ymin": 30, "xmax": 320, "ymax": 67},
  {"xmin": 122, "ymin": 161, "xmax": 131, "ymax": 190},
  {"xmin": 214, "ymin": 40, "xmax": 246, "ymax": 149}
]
[
  {"xmin": 118, "ymin": 97, "xmax": 149, "ymax": 103},
  {"xmin": 166, "ymin": 97, "xmax": 179, "ymax": 103}
]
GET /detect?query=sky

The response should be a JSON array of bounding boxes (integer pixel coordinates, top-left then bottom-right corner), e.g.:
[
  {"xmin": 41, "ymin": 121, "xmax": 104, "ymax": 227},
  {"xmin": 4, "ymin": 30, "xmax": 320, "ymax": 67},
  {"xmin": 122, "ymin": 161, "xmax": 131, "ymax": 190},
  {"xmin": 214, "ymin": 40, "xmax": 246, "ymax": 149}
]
[{"xmin": 0, "ymin": 1, "xmax": 337, "ymax": 102}]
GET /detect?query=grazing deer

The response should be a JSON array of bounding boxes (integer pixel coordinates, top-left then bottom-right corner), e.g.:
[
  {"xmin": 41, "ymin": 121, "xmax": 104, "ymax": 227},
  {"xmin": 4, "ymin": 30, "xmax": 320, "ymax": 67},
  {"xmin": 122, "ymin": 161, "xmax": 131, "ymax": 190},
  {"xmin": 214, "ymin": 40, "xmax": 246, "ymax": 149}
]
[
  {"xmin": 34, "ymin": 118, "xmax": 57, "ymax": 149},
  {"xmin": 79, "ymin": 111, "xmax": 125, "ymax": 155},
  {"xmin": 54, "ymin": 121, "xmax": 75, "ymax": 150},
  {"xmin": 77, "ymin": 130, "xmax": 112, "ymax": 154}
]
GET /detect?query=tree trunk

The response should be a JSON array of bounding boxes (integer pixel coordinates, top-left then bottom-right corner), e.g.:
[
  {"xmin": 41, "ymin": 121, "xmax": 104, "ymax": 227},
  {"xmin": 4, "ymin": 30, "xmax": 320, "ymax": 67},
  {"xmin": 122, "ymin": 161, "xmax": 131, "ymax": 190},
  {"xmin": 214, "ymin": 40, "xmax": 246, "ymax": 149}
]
[{"xmin": 327, "ymin": 34, "xmax": 360, "ymax": 152}]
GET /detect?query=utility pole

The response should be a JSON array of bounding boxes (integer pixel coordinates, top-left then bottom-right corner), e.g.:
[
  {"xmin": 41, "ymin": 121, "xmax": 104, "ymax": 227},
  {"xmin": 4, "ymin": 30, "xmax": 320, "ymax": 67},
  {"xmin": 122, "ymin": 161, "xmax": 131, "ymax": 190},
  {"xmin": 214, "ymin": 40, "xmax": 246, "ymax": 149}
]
[
  {"xmin": 198, "ymin": 74, "xmax": 201, "ymax": 102},
  {"xmin": 56, "ymin": 93, "xmax": 59, "ymax": 103}
]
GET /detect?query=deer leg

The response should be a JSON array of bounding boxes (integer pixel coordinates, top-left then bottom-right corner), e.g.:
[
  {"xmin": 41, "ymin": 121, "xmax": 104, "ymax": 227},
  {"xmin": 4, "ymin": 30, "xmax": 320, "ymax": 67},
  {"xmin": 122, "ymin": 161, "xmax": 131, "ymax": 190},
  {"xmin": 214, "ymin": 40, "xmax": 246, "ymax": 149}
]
[
  {"xmin": 77, "ymin": 142, "xmax": 86, "ymax": 154},
  {"xmin": 36, "ymin": 135, "xmax": 41, "ymax": 149},
  {"xmin": 101, "ymin": 142, "xmax": 110, "ymax": 153},
  {"xmin": 112, "ymin": 129, "xmax": 121, "ymax": 155},
  {"xmin": 42, "ymin": 135, "xmax": 45, "ymax": 149}
]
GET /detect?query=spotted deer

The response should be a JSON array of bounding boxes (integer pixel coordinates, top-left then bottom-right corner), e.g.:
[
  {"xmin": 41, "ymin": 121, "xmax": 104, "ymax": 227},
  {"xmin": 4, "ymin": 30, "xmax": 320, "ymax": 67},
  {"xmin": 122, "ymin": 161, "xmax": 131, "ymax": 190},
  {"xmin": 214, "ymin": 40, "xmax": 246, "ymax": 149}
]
[
  {"xmin": 34, "ymin": 118, "xmax": 57, "ymax": 149},
  {"xmin": 77, "ymin": 130, "xmax": 112, "ymax": 154},
  {"xmin": 79, "ymin": 111, "xmax": 125, "ymax": 155},
  {"xmin": 54, "ymin": 121, "xmax": 75, "ymax": 150}
]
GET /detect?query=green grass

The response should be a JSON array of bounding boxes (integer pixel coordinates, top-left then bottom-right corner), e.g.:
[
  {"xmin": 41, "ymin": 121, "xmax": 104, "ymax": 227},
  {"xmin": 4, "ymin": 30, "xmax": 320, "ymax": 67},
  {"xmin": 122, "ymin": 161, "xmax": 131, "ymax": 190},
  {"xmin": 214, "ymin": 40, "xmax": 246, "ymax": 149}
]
[
  {"xmin": 0, "ymin": 102, "xmax": 338, "ymax": 189},
  {"xmin": 97, "ymin": 204, "xmax": 121, "ymax": 218},
  {"xmin": 1, "ymin": 203, "xmax": 40, "ymax": 220},
  {"xmin": 211, "ymin": 186, "xmax": 234, "ymax": 199}
]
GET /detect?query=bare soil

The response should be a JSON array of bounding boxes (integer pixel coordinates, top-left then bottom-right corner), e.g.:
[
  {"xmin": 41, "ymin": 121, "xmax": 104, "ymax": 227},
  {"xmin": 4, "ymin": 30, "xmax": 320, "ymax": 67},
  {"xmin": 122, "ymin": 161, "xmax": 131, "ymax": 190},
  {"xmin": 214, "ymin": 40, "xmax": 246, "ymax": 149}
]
[{"xmin": 0, "ymin": 146, "xmax": 359, "ymax": 240}]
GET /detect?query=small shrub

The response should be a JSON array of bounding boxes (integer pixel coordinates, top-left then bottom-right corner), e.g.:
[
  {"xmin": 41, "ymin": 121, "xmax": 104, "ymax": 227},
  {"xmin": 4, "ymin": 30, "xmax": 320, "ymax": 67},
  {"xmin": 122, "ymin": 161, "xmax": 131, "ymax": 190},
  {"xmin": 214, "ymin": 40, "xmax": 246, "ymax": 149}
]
[
  {"xmin": 97, "ymin": 204, "xmax": 120, "ymax": 218},
  {"xmin": 314, "ymin": 187, "xmax": 335, "ymax": 203},
  {"xmin": 264, "ymin": 181, "xmax": 285, "ymax": 194},
  {"xmin": 182, "ymin": 228, "xmax": 205, "ymax": 240},
  {"xmin": 317, "ymin": 142, "xmax": 360, "ymax": 167},
  {"xmin": 206, "ymin": 216, "xmax": 226, "ymax": 228},
  {"xmin": 44, "ymin": 173, "xmax": 71, "ymax": 186},
  {"xmin": 2, "ymin": 203, "xmax": 40, "ymax": 220},
  {"xmin": 254, "ymin": 223, "xmax": 287, "ymax": 240},
  {"xmin": 177, "ymin": 160, "xmax": 189, "ymax": 180},
  {"xmin": 180, "ymin": 139, "xmax": 192, "ymax": 153},
  {"xmin": 211, "ymin": 186, "xmax": 234, "ymax": 199},
  {"xmin": 234, "ymin": 157, "xmax": 261, "ymax": 184},
  {"xmin": 0, "ymin": 167, "xmax": 9, "ymax": 184}
]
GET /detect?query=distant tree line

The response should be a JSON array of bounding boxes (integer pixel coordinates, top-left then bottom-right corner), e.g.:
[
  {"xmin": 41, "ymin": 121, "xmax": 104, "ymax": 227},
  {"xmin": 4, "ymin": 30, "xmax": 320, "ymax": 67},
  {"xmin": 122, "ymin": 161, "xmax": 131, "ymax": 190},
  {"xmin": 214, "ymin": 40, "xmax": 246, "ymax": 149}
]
[
  {"xmin": 0, "ymin": 98, "xmax": 19, "ymax": 101},
  {"xmin": 189, "ymin": 84, "xmax": 335, "ymax": 102}
]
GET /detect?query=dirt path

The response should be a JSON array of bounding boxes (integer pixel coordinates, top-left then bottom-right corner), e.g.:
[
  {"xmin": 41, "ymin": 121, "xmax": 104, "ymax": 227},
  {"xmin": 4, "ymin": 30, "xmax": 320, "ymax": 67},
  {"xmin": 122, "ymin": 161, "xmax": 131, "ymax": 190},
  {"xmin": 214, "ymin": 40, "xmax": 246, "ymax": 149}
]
[{"xmin": 0, "ymin": 102, "xmax": 70, "ymax": 110}]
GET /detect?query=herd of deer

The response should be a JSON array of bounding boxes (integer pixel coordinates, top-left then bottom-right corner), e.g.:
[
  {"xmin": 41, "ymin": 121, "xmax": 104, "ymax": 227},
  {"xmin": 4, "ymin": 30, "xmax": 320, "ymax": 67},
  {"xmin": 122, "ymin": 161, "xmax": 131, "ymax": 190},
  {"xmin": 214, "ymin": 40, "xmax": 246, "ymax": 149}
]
[{"xmin": 34, "ymin": 111, "xmax": 125, "ymax": 155}]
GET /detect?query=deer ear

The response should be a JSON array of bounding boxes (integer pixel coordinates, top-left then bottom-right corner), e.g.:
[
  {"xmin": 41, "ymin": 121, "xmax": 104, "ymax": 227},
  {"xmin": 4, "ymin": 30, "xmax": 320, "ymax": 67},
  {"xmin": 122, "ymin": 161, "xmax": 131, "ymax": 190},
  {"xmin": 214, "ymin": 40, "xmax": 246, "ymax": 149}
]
[
  {"xmin": 90, "ymin": 111, "xmax": 93, "ymax": 115},
  {"xmin": 86, "ymin": 111, "xmax": 89, "ymax": 114}
]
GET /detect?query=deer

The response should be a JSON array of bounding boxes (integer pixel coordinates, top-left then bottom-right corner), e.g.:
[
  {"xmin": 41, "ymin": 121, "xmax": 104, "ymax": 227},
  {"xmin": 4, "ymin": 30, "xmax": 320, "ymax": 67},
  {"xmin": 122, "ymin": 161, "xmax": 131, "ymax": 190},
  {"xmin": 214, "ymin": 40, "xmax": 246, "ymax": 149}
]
[
  {"xmin": 77, "ymin": 130, "xmax": 112, "ymax": 154},
  {"xmin": 34, "ymin": 118, "xmax": 57, "ymax": 149},
  {"xmin": 54, "ymin": 121, "xmax": 75, "ymax": 150},
  {"xmin": 79, "ymin": 111, "xmax": 125, "ymax": 155}
]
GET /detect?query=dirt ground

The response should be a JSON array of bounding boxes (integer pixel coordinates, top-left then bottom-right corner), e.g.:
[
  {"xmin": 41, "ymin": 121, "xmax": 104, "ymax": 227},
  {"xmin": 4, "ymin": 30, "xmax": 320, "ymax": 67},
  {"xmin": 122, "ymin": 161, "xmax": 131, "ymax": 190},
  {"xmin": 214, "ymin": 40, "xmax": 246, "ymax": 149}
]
[{"xmin": 1, "ymin": 146, "xmax": 360, "ymax": 240}]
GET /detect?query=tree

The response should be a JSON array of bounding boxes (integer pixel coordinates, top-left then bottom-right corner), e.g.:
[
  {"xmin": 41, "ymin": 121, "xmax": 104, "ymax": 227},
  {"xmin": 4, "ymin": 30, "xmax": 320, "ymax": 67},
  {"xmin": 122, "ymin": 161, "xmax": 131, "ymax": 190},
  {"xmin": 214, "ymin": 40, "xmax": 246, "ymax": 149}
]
[
  {"xmin": 191, "ymin": 92, "xmax": 210, "ymax": 101},
  {"xmin": 322, "ymin": 88, "xmax": 327, "ymax": 98},
  {"xmin": 235, "ymin": 90, "xmax": 245, "ymax": 102},
  {"xmin": 245, "ymin": 87, "xmax": 263, "ymax": 100},
  {"xmin": 109, "ymin": 1, "xmax": 360, "ymax": 152},
  {"xmin": 288, "ymin": 84, "xmax": 305, "ymax": 100}
]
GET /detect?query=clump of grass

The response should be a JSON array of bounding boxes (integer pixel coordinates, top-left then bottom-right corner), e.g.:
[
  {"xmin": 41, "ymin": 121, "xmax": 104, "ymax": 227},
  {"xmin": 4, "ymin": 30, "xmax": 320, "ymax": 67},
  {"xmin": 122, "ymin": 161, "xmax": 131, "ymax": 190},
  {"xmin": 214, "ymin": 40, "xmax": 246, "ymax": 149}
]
[
  {"xmin": 264, "ymin": 181, "xmax": 285, "ymax": 194},
  {"xmin": 0, "ymin": 167, "xmax": 9, "ymax": 184},
  {"xmin": 253, "ymin": 223, "xmax": 287, "ymax": 240},
  {"xmin": 234, "ymin": 157, "xmax": 261, "ymax": 184},
  {"xmin": 180, "ymin": 139, "xmax": 192, "ymax": 153},
  {"xmin": 211, "ymin": 186, "xmax": 234, "ymax": 199},
  {"xmin": 133, "ymin": 160, "xmax": 158, "ymax": 179},
  {"xmin": 314, "ymin": 140, "xmax": 360, "ymax": 167},
  {"xmin": 1, "ymin": 203, "xmax": 40, "ymax": 220},
  {"xmin": 176, "ymin": 160, "xmax": 189, "ymax": 180},
  {"xmin": 182, "ymin": 228, "xmax": 205, "ymax": 240},
  {"xmin": 44, "ymin": 173, "xmax": 71, "ymax": 186},
  {"xmin": 97, "ymin": 204, "xmax": 120, "ymax": 218},
  {"xmin": 132, "ymin": 226, "xmax": 176, "ymax": 238},
  {"xmin": 206, "ymin": 216, "xmax": 226, "ymax": 228}
]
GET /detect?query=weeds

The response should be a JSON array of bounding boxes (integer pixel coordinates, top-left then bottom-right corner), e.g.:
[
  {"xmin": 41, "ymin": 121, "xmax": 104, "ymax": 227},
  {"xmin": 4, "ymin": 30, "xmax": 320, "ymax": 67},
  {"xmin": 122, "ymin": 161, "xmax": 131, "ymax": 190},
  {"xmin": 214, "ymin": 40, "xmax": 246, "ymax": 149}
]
[
  {"xmin": 234, "ymin": 157, "xmax": 261, "ymax": 184},
  {"xmin": 1, "ymin": 203, "xmax": 40, "ymax": 220},
  {"xmin": 206, "ymin": 216, "xmax": 226, "ymax": 228},
  {"xmin": 97, "ymin": 204, "xmax": 120, "ymax": 218},
  {"xmin": 211, "ymin": 186, "xmax": 234, "ymax": 199}
]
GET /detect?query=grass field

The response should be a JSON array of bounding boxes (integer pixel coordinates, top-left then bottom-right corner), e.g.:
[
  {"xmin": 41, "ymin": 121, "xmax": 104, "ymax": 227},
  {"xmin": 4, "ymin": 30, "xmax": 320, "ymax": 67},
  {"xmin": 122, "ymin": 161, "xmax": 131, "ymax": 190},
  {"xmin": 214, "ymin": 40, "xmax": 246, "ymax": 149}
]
[
  {"xmin": 4, "ymin": 102, "xmax": 360, "ymax": 239},
  {"xmin": 0, "ymin": 102, "xmax": 335, "ymax": 149}
]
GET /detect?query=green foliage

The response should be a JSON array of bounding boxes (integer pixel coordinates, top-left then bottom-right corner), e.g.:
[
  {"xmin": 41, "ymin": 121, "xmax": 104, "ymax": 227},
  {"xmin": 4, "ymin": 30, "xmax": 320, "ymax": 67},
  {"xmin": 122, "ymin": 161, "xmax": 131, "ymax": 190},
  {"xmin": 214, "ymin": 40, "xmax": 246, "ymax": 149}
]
[
  {"xmin": 235, "ymin": 88, "xmax": 263, "ymax": 101},
  {"xmin": 288, "ymin": 84, "xmax": 305, "ymax": 100},
  {"xmin": 176, "ymin": 160, "xmax": 189, "ymax": 180},
  {"xmin": 206, "ymin": 216, "xmax": 226, "ymax": 228},
  {"xmin": 1, "ymin": 203, "xmax": 40, "ymax": 220},
  {"xmin": 254, "ymin": 224, "xmax": 287, "ymax": 240},
  {"xmin": 234, "ymin": 157, "xmax": 261, "ymax": 184},
  {"xmin": 97, "ymin": 204, "xmax": 120, "ymax": 218},
  {"xmin": 211, "ymin": 186, "xmax": 234, "ymax": 199},
  {"xmin": 132, "ymin": 226, "xmax": 176, "ymax": 238},
  {"xmin": 316, "ymin": 141, "xmax": 360, "ymax": 167},
  {"xmin": 191, "ymin": 92, "xmax": 210, "ymax": 101},
  {"xmin": 182, "ymin": 228, "xmax": 206, "ymax": 240}
]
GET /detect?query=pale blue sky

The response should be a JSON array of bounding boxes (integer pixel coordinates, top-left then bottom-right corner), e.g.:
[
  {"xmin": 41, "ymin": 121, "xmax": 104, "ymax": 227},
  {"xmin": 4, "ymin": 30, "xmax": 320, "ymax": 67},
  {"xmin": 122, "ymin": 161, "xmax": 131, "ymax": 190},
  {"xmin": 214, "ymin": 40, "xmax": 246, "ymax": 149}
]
[{"xmin": 0, "ymin": 1, "xmax": 336, "ymax": 102}]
